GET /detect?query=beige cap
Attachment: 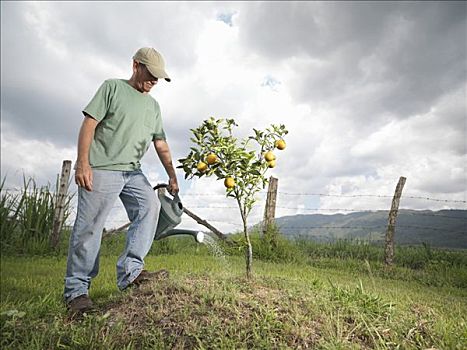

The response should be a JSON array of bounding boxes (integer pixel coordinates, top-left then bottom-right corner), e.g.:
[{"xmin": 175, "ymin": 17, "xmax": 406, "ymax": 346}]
[{"xmin": 133, "ymin": 47, "xmax": 171, "ymax": 82}]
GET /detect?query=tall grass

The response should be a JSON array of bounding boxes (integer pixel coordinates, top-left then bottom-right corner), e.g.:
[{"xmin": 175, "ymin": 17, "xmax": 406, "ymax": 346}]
[
  {"xmin": 215, "ymin": 229, "xmax": 467, "ymax": 288},
  {"xmin": 0, "ymin": 176, "xmax": 73, "ymax": 254},
  {"xmin": 221, "ymin": 229, "xmax": 466, "ymax": 266},
  {"xmin": 98, "ymin": 226, "xmax": 467, "ymax": 289},
  {"xmin": 0, "ymin": 178, "xmax": 22, "ymax": 246}
]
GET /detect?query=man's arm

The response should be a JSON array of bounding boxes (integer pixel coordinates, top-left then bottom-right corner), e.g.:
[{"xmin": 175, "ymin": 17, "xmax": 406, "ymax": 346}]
[
  {"xmin": 153, "ymin": 139, "xmax": 179, "ymax": 194},
  {"xmin": 75, "ymin": 115, "xmax": 99, "ymax": 191}
]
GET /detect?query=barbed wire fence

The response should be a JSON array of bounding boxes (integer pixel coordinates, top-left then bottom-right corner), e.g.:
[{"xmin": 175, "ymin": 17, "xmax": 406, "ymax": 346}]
[
  {"xmin": 3, "ymin": 189, "xmax": 466, "ymax": 214},
  {"xmin": 3, "ymin": 188, "xmax": 466, "ymax": 224},
  {"xmin": 2, "ymin": 176, "xmax": 466, "ymax": 240}
]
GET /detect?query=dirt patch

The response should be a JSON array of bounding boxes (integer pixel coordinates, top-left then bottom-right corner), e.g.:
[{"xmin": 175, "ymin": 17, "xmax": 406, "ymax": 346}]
[{"xmin": 98, "ymin": 275, "xmax": 323, "ymax": 349}]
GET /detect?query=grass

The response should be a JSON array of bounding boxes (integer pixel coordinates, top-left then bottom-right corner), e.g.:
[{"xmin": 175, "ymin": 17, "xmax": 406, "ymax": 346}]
[
  {"xmin": 0, "ymin": 176, "xmax": 73, "ymax": 255},
  {"xmin": 2, "ymin": 176, "xmax": 465, "ymax": 348},
  {"xmin": 1, "ymin": 242, "xmax": 467, "ymax": 349},
  {"xmin": 1, "ymin": 189, "xmax": 466, "ymax": 350}
]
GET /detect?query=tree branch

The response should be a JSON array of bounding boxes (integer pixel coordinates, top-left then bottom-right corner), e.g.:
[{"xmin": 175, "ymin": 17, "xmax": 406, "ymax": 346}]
[{"xmin": 182, "ymin": 207, "xmax": 227, "ymax": 241}]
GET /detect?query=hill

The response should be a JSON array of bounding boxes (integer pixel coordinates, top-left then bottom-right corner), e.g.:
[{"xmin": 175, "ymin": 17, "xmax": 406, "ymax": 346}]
[{"xmin": 273, "ymin": 209, "xmax": 467, "ymax": 249}]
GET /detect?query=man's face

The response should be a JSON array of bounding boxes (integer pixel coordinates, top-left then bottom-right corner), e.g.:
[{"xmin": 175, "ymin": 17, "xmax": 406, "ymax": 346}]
[{"xmin": 134, "ymin": 62, "xmax": 158, "ymax": 93}]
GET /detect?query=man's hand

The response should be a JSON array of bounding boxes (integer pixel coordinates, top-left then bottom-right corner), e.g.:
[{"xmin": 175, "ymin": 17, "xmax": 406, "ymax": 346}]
[
  {"xmin": 75, "ymin": 162, "xmax": 93, "ymax": 191},
  {"xmin": 75, "ymin": 115, "xmax": 98, "ymax": 191},
  {"xmin": 168, "ymin": 176, "xmax": 179, "ymax": 195},
  {"xmin": 154, "ymin": 139, "xmax": 179, "ymax": 195}
]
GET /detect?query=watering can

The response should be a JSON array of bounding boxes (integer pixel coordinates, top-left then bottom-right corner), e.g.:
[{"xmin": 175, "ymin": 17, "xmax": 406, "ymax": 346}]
[{"xmin": 153, "ymin": 184, "xmax": 204, "ymax": 243}]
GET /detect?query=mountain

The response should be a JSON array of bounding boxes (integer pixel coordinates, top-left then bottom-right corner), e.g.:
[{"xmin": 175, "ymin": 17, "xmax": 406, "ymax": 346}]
[{"xmin": 272, "ymin": 210, "xmax": 467, "ymax": 249}]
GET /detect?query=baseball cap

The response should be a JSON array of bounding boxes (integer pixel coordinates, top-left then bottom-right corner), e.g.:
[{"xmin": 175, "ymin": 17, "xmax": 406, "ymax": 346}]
[{"xmin": 133, "ymin": 47, "xmax": 171, "ymax": 82}]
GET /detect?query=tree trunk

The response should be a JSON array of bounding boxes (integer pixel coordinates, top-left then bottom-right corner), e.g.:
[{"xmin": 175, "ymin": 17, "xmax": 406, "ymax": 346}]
[
  {"xmin": 243, "ymin": 215, "xmax": 253, "ymax": 279},
  {"xmin": 235, "ymin": 192, "xmax": 252, "ymax": 279},
  {"xmin": 182, "ymin": 207, "xmax": 226, "ymax": 240}
]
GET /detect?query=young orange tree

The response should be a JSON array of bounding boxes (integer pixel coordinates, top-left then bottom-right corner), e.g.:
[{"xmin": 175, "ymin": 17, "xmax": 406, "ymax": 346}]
[{"xmin": 178, "ymin": 117, "xmax": 288, "ymax": 278}]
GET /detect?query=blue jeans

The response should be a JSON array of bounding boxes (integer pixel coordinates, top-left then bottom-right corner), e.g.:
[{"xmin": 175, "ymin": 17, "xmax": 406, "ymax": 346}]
[{"xmin": 64, "ymin": 169, "xmax": 160, "ymax": 302}]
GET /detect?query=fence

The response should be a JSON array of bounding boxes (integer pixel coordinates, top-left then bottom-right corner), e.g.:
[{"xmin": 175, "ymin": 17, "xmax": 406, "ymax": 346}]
[
  {"xmin": 3, "ymin": 186, "xmax": 466, "ymax": 230},
  {"xmin": 2, "ymin": 168, "xmax": 466, "ymax": 255},
  {"xmin": 3, "ymin": 185, "xmax": 466, "ymax": 232}
]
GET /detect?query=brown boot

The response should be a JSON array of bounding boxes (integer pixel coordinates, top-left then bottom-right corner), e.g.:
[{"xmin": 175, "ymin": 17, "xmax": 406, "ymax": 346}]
[
  {"xmin": 130, "ymin": 269, "xmax": 169, "ymax": 287},
  {"xmin": 67, "ymin": 295, "xmax": 94, "ymax": 315}
]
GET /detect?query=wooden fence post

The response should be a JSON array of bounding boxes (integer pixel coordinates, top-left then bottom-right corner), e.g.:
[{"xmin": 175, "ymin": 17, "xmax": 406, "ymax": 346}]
[
  {"xmin": 50, "ymin": 160, "xmax": 72, "ymax": 249},
  {"xmin": 262, "ymin": 176, "xmax": 278, "ymax": 235},
  {"xmin": 384, "ymin": 176, "xmax": 406, "ymax": 266}
]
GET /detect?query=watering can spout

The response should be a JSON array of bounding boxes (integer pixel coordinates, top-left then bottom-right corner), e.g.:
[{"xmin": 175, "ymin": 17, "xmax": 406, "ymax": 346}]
[
  {"xmin": 153, "ymin": 184, "xmax": 205, "ymax": 243},
  {"xmin": 155, "ymin": 229, "xmax": 205, "ymax": 243}
]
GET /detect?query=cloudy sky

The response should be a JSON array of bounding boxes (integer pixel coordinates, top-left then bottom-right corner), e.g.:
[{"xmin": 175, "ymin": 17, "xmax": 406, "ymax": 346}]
[{"xmin": 1, "ymin": 1, "xmax": 466, "ymax": 232}]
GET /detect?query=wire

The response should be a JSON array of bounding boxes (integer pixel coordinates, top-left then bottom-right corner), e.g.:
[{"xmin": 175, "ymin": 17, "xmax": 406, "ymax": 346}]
[
  {"xmin": 3, "ymin": 187, "xmax": 465, "ymax": 203},
  {"xmin": 277, "ymin": 225, "xmax": 466, "ymax": 234},
  {"xmin": 278, "ymin": 225, "xmax": 385, "ymax": 230},
  {"xmin": 277, "ymin": 192, "xmax": 466, "ymax": 204}
]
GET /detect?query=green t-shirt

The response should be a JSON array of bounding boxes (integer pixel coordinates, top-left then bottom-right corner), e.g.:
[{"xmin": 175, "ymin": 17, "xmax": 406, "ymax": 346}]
[{"xmin": 83, "ymin": 79, "xmax": 166, "ymax": 171}]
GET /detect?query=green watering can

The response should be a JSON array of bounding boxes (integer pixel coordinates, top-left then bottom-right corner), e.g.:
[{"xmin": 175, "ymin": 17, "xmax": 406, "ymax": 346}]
[{"xmin": 153, "ymin": 184, "xmax": 204, "ymax": 243}]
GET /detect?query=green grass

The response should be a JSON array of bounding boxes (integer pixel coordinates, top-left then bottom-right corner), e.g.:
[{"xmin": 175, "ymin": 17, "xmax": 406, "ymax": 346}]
[
  {"xmin": 0, "ymin": 176, "xmax": 73, "ymax": 255},
  {"xmin": 2, "ymin": 176, "xmax": 465, "ymax": 348},
  {"xmin": 1, "ymin": 244, "xmax": 466, "ymax": 349}
]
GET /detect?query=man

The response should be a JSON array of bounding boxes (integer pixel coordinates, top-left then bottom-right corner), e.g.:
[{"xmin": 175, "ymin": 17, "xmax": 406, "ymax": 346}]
[{"xmin": 64, "ymin": 47, "xmax": 179, "ymax": 314}]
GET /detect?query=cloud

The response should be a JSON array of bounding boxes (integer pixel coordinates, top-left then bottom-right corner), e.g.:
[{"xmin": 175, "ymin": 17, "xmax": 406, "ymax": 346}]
[
  {"xmin": 1, "ymin": 121, "xmax": 75, "ymax": 187},
  {"xmin": 0, "ymin": 1, "xmax": 220, "ymax": 147},
  {"xmin": 238, "ymin": 2, "xmax": 466, "ymax": 125}
]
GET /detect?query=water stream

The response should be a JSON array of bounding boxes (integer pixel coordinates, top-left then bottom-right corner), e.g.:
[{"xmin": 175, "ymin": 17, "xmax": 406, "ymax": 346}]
[{"xmin": 201, "ymin": 234, "xmax": 230, "ymax": 268}]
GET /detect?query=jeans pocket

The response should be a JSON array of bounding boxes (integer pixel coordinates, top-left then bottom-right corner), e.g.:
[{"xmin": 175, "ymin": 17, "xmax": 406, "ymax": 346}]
[{"xmin": 91, "ymin": 169, "xmax": 123, "ymax": 193}]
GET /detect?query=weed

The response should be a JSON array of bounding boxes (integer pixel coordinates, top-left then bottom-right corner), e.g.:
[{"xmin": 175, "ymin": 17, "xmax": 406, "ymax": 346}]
[{"xmin": 0, "ymin": 176, "xmax": 73, "ymax": 255}]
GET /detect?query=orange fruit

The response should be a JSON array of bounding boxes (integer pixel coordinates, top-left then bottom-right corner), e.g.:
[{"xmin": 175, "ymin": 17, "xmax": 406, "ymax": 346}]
[
  {"xmin": 264, "ymin": 151, "xmax": 276, "ymax": 162},
  {"xmin": 196, "ymin": 162, "xmax": 208, "ymax": 172},
  {"xmin": 275, "ymin": 140, "xmax": 286, "ymax": 150},
  {"xmin": 267, "ymin": 160, "xmax": 276, "ymax": 168},
  {"xmin": 224, "ymin": 177, "xmax": 235, "ymax": 188},
  {"xmin": 206, "ymin": 153, "xmax": 218, "ymax": 165}
]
